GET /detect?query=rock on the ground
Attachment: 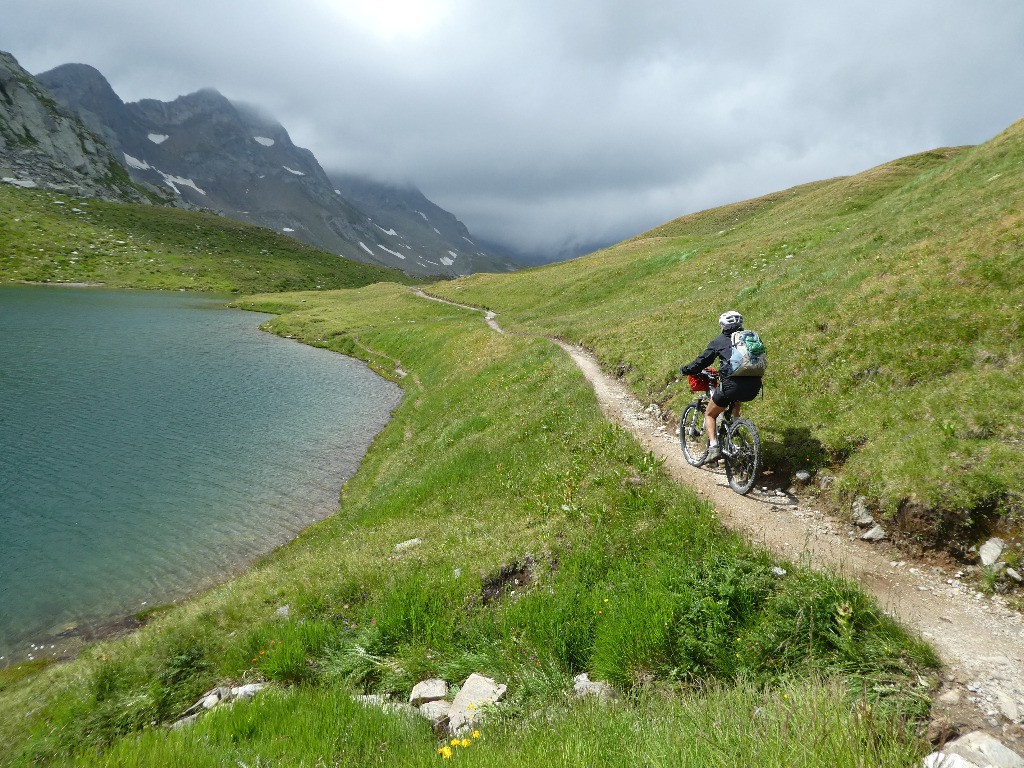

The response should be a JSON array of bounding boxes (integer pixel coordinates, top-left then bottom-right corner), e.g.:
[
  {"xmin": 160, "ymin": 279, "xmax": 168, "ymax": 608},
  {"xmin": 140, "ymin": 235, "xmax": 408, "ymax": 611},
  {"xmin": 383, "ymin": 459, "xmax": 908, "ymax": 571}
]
[
  {"xmin": 176, "ymin": 683, "xmax": 267, "ymax": 727},
  {"xmin": 1007, "ymin": 568, "xmax": 1023, "ymax": 584},
  {"xmin": 818, "ymin": 474, "xmax": 837, "ymax": 490},
  {"xmin": 395, "ymin": 537, "xmax": 423, "ymax": 551},
  {"xmin": 861, "ymin": 524, "xmax": 887, "ymax": 542},
  {"xmin": 924, "ymin": 753, "xmax": 982, "ymax": 768},
  {"xmin": 410, "ymin": 678, "xmax": 448, "ymax": 706},
  {"xmin": 448, "ymin": 674, "xmax": 507, "ymax": 736},
  {"xmin": 980, "ymin": 538, "xmax": 1006, "ymax": 567},
  {"xmin": 923, "ymin": 731, "xmax": 1024, "ymax": 768},
  {"xmin": 794, "ymin": 469, "xmax": 813, "ymax": 485},
  {"xmin": 938, "ymin": 689, "xmax": 963, "ymax": 705},
  {"xmin": 851, "ymin": 496, "xmax": 875, "ymax": 527},
  {"xmin": 232, "ymin": 683, "xmax": 266, "ymax": 700},
  {"xmin": 419, "ymin": 700, "xmax": 450, "ymax": 728},
  {"xmin": 169, "ymin": 712, "xmax": 201, "ymax": 730},
  {"xmin": 572, "ymin": 673, "xmax": 615, "ymax": 701}
]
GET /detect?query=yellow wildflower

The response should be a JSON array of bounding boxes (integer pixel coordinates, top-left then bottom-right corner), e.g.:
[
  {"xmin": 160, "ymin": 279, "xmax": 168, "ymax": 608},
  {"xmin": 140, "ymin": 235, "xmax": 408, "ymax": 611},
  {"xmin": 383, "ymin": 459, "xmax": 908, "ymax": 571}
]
[
  {"xmin": 450, "ymin": 738, "xmax": 460, "ymax": 746},
  {"xmin": 461, "ymin": 738, "xmax": 471, "ymax": 748},
  {"xmin": 438, "ymin": 746, "xmax": 453, "ymax": 759},
  {"xmin": 471, "ymin": 730, "xmax": 481, "ymax": 739}
]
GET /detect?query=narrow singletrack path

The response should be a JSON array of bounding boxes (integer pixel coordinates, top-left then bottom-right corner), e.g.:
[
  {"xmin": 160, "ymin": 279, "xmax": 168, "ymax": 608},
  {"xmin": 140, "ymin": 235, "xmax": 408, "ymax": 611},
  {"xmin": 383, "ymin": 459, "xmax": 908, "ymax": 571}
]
[{"xmin": 415, "ymin": 289, "xmax": 1024, "ymax": 742}]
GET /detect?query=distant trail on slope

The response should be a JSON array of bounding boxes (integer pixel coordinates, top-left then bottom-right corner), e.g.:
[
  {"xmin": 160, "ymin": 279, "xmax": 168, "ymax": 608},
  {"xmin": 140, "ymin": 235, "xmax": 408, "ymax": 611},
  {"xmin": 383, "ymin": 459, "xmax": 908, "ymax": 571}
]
[{"xmin": 412, "ymin": 288, "xmax": 1024, "ymax": 744}]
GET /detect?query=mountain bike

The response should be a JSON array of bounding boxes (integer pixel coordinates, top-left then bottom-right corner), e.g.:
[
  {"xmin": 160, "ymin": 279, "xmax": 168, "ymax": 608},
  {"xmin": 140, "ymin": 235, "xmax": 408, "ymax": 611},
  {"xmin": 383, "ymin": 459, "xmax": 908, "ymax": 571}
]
[{"xmin": 679, "ymin": 368, "xmax": 762, "ymax": 495}]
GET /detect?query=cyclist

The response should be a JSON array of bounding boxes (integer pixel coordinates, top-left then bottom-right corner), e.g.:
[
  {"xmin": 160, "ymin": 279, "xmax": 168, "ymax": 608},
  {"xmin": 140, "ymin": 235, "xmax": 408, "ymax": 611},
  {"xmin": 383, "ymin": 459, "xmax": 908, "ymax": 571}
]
[{"xmin": 679, "ymin": 310, "xmax": 762, "ymax": 464}]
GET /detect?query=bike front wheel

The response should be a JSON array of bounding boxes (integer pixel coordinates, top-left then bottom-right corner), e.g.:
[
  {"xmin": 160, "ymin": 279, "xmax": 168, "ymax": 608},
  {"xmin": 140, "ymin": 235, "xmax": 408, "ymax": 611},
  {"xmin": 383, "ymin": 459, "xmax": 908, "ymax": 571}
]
[
  {"xmin": 680, "ymin": 402, "xmax": 709, "ymax": 466},
  {"xmin": 724, "ymin": 418, "xmax": 761, "ymax": 494}
]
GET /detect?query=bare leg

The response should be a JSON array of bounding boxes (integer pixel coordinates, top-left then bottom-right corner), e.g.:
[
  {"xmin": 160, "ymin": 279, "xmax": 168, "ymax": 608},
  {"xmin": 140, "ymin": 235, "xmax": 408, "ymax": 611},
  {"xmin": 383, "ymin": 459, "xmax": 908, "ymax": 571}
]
[{"xmin": 705, "ymin": 400, "xmax": 726, "ymax": 443}]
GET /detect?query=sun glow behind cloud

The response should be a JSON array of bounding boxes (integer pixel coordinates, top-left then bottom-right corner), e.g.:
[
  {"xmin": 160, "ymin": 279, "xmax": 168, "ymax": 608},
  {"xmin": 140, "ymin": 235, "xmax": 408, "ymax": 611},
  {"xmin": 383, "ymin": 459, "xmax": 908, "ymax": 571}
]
[{"xmin": 322, "ymin": 0, "xmax": 450, "ymax": 41}]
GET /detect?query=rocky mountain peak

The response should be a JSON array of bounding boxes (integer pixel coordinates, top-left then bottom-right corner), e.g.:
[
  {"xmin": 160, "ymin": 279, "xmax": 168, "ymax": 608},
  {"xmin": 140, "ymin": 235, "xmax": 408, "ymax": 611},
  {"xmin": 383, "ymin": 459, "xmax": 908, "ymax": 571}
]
[
  {"xmin": 0, "ymin": 51, "xmax": 151, "ymax": 201},
  {"xmin": 35, "ymin": 63, "xmax": 123, "ymax": 113},
  {"xmin": 16, "ymin": 51, "xmax": 517, "ymax": 276},
  {"xmin": 132, "ymin": 87, "xmax": 236, "ymax": 127}
]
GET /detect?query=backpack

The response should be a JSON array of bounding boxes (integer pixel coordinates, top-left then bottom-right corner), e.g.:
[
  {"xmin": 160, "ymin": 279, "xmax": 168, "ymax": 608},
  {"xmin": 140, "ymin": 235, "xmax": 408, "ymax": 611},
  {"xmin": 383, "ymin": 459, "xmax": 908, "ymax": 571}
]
[{"xmin": 727, "ymin": 330, "xmax": 767, "ymax": 377}]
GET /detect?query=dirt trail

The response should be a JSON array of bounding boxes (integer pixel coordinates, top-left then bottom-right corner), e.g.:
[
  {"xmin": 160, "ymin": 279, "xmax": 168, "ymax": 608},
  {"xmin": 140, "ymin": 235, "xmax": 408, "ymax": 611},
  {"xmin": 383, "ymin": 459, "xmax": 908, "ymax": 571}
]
[{"xmin": 416, "ymin": 289, "xmax": 1023, "ymax": 744}]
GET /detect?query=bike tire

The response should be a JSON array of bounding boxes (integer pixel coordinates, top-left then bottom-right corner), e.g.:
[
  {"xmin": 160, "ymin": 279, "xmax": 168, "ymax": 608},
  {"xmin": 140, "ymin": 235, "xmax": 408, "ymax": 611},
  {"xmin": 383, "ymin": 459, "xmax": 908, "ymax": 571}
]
[
  {"xmin": 680, "ymin": 402, "xmax": 709, "ymax": 466},
  {"xmin": 724, "ymin": 418, "xmax": 761, "ymax": 494}
]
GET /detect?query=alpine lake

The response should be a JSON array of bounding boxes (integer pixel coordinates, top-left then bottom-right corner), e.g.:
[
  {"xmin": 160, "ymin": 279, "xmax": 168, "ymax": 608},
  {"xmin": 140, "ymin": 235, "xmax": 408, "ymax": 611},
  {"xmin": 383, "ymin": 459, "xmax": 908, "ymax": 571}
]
[{"xmin": 0, "ymin": 285, "xmax": 402, "ymax": 661}]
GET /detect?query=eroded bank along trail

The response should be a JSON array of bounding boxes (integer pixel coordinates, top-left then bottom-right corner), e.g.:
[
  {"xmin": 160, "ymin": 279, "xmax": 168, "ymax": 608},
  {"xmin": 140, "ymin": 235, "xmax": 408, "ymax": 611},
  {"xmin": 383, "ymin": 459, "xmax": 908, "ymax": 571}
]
[{"xmin": 414, "ymin": 289, "xmax": 1023, "ymax": 747}]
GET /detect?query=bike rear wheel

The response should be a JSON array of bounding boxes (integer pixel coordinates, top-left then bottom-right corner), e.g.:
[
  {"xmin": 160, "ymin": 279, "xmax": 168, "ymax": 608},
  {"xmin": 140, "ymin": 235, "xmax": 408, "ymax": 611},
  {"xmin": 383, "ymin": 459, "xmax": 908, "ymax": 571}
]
[
  {"xmin": 680, "ymin": 402, "xmax": 709, "ymax": 466},
  {"xmin": 724, "ymin": 418, "xmax": 761, "ymax": 494}
]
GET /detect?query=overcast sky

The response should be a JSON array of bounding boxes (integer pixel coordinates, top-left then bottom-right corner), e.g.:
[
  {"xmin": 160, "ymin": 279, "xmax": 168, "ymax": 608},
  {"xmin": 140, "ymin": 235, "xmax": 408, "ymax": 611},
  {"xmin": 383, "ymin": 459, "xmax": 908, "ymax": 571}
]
[{"xmin": 3, "ymin": 1, "xmax": 1023, "ymax": 258}]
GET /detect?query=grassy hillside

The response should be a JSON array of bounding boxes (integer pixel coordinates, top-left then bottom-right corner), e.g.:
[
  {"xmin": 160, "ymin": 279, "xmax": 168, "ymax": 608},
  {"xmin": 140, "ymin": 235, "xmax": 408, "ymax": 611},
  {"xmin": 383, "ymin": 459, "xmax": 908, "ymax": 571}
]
[
  {"xmin": 429, "ymin": 121, "xmax": 1024, "ymax": 556},
  {"xmin": 0, "ymin": 283, "xmax": 937, "ymax": 766},
  {"xmin": 0, "ymin": 185, "xmax": 415, "ymax": 293},
  {"xmin": 5, "ymin": 121, "xmax": 1023, "ymax": 765}
]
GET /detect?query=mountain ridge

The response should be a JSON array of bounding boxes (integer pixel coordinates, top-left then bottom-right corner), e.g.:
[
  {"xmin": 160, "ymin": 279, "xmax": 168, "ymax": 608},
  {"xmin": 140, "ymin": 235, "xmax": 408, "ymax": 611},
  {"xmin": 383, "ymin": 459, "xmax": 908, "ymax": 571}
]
[
  {"xmin": 0, "ymin": 52, "xmax": 157, "ymax": 203},
  {"xmin": 29, "ymin": 57, "xmax": 516, "ymax": 277}
]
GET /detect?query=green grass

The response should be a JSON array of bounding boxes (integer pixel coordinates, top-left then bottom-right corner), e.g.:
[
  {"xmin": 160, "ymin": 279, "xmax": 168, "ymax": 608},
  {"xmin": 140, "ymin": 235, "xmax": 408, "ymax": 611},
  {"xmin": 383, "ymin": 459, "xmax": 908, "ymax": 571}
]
[
  {"xmin": 429, "ymin": 122, "xmax": 1024, "ymax": 553},
  {"xmin": 0, "ymin": 185, "xmax": 416, "ymax": 293},
  {"xmin": 62, "ymin": 677, "xmax": 924, "ymax": 768},
  {"xmin": 0, "ymin": 284, "xmax": 937, "ymax": 766},
  {"xmin": 8, "ymin": 117, "xmax": 1017, "ymax": 765}
]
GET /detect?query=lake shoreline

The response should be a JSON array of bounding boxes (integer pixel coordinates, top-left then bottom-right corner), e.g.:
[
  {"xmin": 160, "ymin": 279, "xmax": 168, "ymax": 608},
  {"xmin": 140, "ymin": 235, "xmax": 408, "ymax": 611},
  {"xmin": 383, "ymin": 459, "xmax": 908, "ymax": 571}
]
[
  {"xmin": 0, "ymin": 287, "xmax": 401, "ymax": 669},
  {"xmin": 3, "ymin": 545, "xmax": 270, "ymax": 666}
]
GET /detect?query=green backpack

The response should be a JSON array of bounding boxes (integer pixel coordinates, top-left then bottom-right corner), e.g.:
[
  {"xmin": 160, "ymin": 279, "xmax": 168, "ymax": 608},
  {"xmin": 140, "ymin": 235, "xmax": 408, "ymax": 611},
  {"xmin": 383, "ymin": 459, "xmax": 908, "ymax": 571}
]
[{"xmin": 727, "ymin": 330, "xmax": 767, "ymax": 377}]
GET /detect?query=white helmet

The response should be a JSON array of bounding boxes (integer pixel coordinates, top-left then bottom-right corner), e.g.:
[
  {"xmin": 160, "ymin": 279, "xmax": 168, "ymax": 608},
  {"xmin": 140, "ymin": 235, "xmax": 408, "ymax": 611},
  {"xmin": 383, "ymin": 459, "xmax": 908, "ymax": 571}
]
[{"xmin": 718, "ymin": 310, "xmax": 743, "ymax": 331}]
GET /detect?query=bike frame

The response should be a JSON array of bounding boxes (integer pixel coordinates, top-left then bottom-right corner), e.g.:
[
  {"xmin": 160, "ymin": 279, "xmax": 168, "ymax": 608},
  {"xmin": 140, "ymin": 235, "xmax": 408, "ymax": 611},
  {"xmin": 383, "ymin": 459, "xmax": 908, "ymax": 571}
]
[{"xmin": 680, "ymin": 369, "xmax": 762, "ymax": 494}]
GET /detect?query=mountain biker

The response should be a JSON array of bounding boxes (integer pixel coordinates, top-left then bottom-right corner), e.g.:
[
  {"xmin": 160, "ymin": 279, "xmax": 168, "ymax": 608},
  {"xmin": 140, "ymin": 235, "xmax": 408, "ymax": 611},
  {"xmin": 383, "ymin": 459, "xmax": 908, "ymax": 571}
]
[{"xmin": 679, "ymin": 310, "xmax": 762, "ymax": 465}]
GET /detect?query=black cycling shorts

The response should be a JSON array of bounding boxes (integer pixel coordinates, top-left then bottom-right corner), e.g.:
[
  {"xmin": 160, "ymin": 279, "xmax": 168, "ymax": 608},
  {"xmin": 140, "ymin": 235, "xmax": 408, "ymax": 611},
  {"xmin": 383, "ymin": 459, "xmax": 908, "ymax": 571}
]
[{"xmin": 711, "ymin": 376, "xmax": 762, "ymax": 407}]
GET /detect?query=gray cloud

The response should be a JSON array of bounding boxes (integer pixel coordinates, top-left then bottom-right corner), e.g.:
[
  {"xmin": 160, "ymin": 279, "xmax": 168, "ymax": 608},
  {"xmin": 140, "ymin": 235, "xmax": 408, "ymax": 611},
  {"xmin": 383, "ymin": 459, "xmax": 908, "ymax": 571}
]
[{"xmin": 3, "ymin": 1, "xmax": 1022, "ymax": 258}]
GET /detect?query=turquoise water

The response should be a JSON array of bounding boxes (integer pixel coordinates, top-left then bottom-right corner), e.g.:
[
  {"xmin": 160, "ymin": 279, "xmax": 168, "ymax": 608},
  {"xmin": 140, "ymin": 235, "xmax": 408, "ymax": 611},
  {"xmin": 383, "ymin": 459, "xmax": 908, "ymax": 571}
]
[{"xmin": 0, "ymin": 286, "xmax": 401, "ymax": 659}]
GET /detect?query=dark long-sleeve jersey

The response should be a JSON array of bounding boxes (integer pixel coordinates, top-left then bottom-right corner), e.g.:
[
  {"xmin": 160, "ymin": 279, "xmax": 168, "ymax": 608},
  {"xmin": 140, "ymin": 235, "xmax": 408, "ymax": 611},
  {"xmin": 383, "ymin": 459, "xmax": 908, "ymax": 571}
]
[{"xmin": 680, "ymin": 331, "xmax": 735, "ymax": 376}]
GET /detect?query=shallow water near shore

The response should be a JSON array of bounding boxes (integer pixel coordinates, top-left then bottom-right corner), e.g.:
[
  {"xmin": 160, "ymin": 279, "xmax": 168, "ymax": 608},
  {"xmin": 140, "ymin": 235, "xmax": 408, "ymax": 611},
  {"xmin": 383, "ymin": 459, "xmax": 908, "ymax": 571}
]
[{"xmin": 0, "ymin": 285, "xmax": 401, "ymax": 660}]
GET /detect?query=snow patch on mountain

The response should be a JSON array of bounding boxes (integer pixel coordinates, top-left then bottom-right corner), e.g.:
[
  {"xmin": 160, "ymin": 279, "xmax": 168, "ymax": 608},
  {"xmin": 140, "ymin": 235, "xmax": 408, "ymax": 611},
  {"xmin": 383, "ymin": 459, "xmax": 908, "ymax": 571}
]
[
  {"xmin": 123, "ymin": 153, "xmax": 206, "ymax": 195},
  {"xmin": 148, "ymin": 134, "xmax": 169, "ymax": 144},
  {"xmin": 374, "ymin": 223, "xmax": 398, "ymax": 236},
  {"xmin": 253, "ymin": 136, "xmax": 275, "ymax": 147},
  {"xmin": 440, "ymin": 256, "xmax": 454, "ymax": 266},
  {"xmin": 358, "ymin": 242, "xmax": 374, "ymax": 255},
  {"xmin": 124, "ymin": 153, "xmax": 151, "ymax": 171},
  {"xmin": 377, "ymin": 244, "xmax": 406, "ymax": 260},
  {"xmin": 163, "ymin": 174, "xmax": 206, "ymax": 196},
  {"xmin": 282, "ymin": 165, "xmax": 305, "ymax": 176}
]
